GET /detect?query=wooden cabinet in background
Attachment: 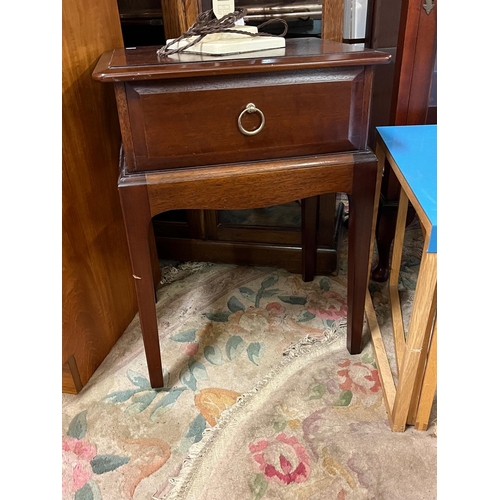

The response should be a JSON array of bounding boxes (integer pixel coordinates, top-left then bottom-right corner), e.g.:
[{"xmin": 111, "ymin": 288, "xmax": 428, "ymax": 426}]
[
  {"xmin": 366, "ymin": 0, "xmax": 437, "ymax": 282},
  {"xmin": 62, "ymin": 0, "xmax": 138, "ymax": 394},
  {"xmin": 153, "ymin": 196, "xmax": 343, "ymax": 275}
]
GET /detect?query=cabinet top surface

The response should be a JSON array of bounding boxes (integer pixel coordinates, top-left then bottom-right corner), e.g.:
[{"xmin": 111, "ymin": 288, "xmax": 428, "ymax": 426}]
[{"xmin": 93, "ymin": 38, "xmax": 390, "ymax": 82}]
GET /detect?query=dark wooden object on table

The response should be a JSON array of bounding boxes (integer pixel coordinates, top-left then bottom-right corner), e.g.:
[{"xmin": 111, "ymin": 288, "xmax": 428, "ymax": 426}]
[{"xmin": 93, "ymin": 39, "xmax": 390, "ymax": 388}]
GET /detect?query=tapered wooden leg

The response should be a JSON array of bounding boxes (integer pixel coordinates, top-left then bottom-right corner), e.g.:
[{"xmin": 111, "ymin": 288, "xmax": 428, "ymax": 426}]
[
  {"xmin": 346, "ymin": 157, "xmax": 379, "ymax": 354},
  {"xmin": 391, "ymin": 242, "xmax": 437, "ymax": 432},
  {"xmin": 389, "ymin": 188, "xmax": 409, "ymax": 376},
  {"xmin": 407, "ymin": 288, "xmax": 437, "ymax": 425},
  {"xmin": 119, "ymin": 183, "xmax": 164, "ymax": 389},
  {"xmin": 301, "ymin": 196, "xmax": 319, "ymax": 282},
  {"xmin": 414, "ymin": 317, "xmax": 437, "ymax": 431},
  {"xmin": 149, "ymin": 220, "xmax": 161, "ymax": 296}
]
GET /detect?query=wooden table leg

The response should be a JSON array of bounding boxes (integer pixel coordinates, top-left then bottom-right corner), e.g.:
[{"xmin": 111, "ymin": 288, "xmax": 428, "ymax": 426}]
[
  {"xmin": 407, "ymin": 288, "xmax": 436, "ymax": 425},
  {"xmin": 301, "ymin": 196, "xmax": 319, "ymax": 282},
  {"xmin": 346, "ymin": 157, "xmax": 379, "ymax": 354},
  {"xmin": 414, "ymin": 317, "xmax": 437, "ymax": 431},
  {"xmin": 389, "ymin": 188, "xmax": 409, "ymax": 377},
  {"xmin": 119, "ymin": 183, "xmax": 164, "ymax": 389},
  {"xmin": 391, "ymin": 237, "xmax": 437, "ymax": 431}
]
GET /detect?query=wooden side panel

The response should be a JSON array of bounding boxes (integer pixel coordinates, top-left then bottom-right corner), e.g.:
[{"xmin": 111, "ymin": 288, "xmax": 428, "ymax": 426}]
[
  {"xmin": 322, "ymin": 0, "xmax": 344, "ymax": 42},
  {"xmin": 390, "ymin": 0, "xmax": 437, "ymax": 125},
  {"xmin": 162, "ymin": 0, "xmax": 199, "ymax": 39},
  {"xmin": 365, "ymin": 0, "xmax": 403, "ymax": 149},
  {"xmin": 62, "ymin": 0, "xmax": 137, "ymax": 393}
]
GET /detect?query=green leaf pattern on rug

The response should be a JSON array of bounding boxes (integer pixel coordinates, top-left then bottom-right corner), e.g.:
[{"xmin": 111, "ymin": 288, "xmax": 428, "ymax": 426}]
[
  {"xmin": 239, "ymin": 286, "xmax": 256, "ymax": 300},
  {"xmin": 361, "ymin": 350, "xmax": 377, "ymax": 368},
  {"xmin": 400, "ymin": 275, "xmax": 416, "ymax": 291},
  {"xmin": 180, "ymin": 358, "xmax": 208, "ymax": 391},
  {"xmin": 403, "ymin": 257, "xmax": 421, "ymax": 268},
  {"xmin": 64, "ymin": 412, "xmax": 130, "ymax": 500},
  {"xmin": 334, "ymin": 390, "xmax": 353, "ymax": 407},
  {"xmin": 255, "ymin": 275, "xmax": 279, "ymax": 307},
  {"xmin": 250, "ymin": 473, "xmax": 268, "ymax": 500},
  {"xmin": 296, "ymin": 310, "xmax": 316, "ymax": 322},
  {"xmin": 180, "ymin": 414, "xmax": 207, "ymax": 452},
  {"xmin": 90, "ymin": 455, "xmax": 130, "ymax": 474},
  {"xmin": 74, "ymin": 482, "xmax": 95, "ymax": 500},
  {"xmin": 228, "ymin": 296, "xmax": 245, "ymax": 313},
  {"xmin": 309, "ymin": 383, "xmax": 327, "ymax": 400},
  {"xmin": 204, "ymin": 345, "xmax": 223, "ymax": 365},
  {"xmin": 67, "ymin": 410, "xmax": 88, "ymax": 439},
  {"xmin": 273, "ymin": 418, "xmax": 287, "ymax": 432},
  {"xmin": 103, "ymin": 369, "xmax": 171, "ymax": 415},
  {"xmin": 103, "ymin": 389, "xmax": 141, "ymax": 404},
  {"xmin": 247, "ymin": 342, "xmax": 265, "ymax": 365},
  {"xmin": 261, "ymin": 275, "xmax": 279, "ymax": 289},
  {"xmin": 190, "ymin": 359, "xmax": 209, "ymax": 381},
  {"xmin": 204, "ymin": 311, "xmax": 232, "ymax": 322},
  {"xmin": 151, "ymin": 387, "xmax": 186, "ymax": 417},
  {"xmin": 171, "ymin": 329, "xmax": 197, "ymax": 342},
  {"xmin": 278, "ymin": 295, "xmax": 307, "ymax": 305},
  {"xmin": 126, "ymin": 369, "xmax": 151, "ymax": 388},
  {"xmin": 126, "ymin": 390, "xmax": 158, "ymax": 414},
  {"xmin": 180, "ymin": 364, "xmax": 197, "ymax": 391},
  {"xmin": 226, "ymin": 335, "xmax": 245, "ymax": 360},
  {"xmin": 99, "ymin": 271, "xmax": 350, "ymax": 423},
  {"xmin": 320, "ymin": 277, "xmax": 331, "ymax": 291}
]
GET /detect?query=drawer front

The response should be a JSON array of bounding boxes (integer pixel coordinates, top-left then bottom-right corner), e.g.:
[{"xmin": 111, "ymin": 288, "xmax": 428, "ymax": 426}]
[{"xmin": 125, "ymin": 68, "xmax": 368, "ymax": 171}]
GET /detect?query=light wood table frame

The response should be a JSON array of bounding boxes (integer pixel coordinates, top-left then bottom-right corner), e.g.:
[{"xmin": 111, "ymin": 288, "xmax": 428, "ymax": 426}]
[{"xmin": 366, "ymin": 125, "xmax": 437, "ymax": 432}]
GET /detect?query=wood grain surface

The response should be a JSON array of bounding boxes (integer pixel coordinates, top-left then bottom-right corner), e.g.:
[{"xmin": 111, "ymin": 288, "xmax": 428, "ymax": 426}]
[
  {"xmin": 322, "ymin": 0, "xmax": 344, "ymax": 42},
  {"xmin": 62, "ymin": 0, "xmax": 137, "ymax": 393}
]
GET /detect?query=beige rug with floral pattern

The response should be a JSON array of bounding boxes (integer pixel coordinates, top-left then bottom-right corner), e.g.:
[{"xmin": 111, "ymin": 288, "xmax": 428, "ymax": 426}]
[{"xmin": 62, "ymin": 220, "xmax": 436, "ymax": 500}]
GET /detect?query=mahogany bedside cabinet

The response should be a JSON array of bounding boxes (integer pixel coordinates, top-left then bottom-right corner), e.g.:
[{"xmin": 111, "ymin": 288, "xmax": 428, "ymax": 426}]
[{"xmin": 92, "ymin": 38, "xmax": 391, "ymax": 388}]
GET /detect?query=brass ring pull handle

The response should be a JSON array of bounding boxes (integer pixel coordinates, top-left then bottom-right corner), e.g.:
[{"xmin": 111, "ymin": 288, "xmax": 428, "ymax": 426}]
[{"xmin": 237, "ymin": 103, "xmax": 265, "ymax": 136}]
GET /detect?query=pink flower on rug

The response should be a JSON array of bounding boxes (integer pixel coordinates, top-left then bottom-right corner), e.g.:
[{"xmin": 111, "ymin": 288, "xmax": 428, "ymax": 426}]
[
  {"xmin": 249, "ymin": 433, "xmax": 311, "ymax": 485},
  {"xmin": 337, "ymin": 360, "xmax": 381, "ymax": 395},
  {"xmin": 181, "ymin": 342, "xmax": 199, "ymax": 356},
  {"xmin": 306, "ymin": 290, "xmax": 348, "ymax": 320},
  {"xmin": 62, "ymin": 436, "xmax": 97, "ymax": 496},
  {"xmin": 266, "ymin": 302, "xmax": 286, "ymax": 315}
]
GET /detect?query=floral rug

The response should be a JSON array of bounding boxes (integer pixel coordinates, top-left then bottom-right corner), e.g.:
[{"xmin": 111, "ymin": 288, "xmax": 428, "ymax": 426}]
[{"xmin": 62, "ymin": 220, "xmax": 436, "ymax": 500}]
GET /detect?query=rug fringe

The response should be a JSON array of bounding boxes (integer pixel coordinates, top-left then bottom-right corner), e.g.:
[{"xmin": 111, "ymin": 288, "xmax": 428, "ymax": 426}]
[{"xmin": 159, "ymin": 321, "xmax": 346, "ymax": 500}]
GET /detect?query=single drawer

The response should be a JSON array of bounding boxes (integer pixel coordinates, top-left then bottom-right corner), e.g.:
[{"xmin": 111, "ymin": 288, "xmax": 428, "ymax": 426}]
[{"xmin": 124, "ymin": 67, "xmax": 369, "ymax": 171}]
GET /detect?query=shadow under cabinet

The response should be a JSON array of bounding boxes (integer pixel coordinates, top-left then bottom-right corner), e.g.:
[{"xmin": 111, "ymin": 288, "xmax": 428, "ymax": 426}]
[{"xmin": 152, "ymin": 193, "xmax": 346, "ymax": 275}]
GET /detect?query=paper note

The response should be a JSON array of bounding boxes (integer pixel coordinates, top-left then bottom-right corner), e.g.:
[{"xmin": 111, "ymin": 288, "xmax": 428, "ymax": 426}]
[{"xmin": 213, "ymin": 0, "xmax": 235, "ymax": 19}]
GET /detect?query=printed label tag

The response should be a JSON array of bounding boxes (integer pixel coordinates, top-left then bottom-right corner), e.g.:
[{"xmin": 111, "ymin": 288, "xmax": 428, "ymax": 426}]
[{"xmin": 212, "ymin": 0, "xmax": 235, "ymax": 19}]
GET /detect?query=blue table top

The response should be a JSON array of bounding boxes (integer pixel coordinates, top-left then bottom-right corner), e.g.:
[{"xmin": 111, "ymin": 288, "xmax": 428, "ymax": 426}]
[{"xmin": 376, "ymin": 125, "xmax": 437, "ymax": 253}]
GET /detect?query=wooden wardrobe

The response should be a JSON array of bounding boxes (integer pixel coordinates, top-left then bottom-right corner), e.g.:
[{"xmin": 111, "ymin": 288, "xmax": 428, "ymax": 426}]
[{"xmin": 62, "ymin": 0, "xmax": 136, "ymax": 393}]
